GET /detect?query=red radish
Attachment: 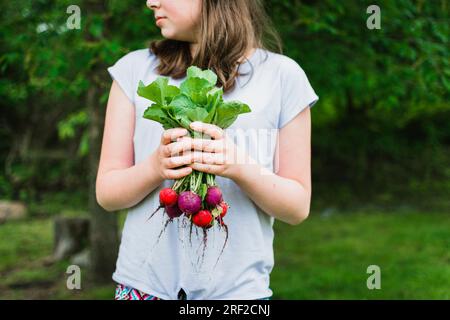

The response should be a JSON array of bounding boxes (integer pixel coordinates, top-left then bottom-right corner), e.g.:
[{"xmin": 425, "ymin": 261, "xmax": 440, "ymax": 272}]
[
  {"xmin": 148, "ymin": 187, "xmax": 178, "ymax": 221},
  {"xmin": 192, "ymin": 210, "xmax": 213, "ymax": 228},
  {"xmin": 219, "ymin": 201, "xmax": 228, "ymax": 218},
  {"xmin": 205, "ymin": 186, "xmax": 223, "ymax": 207},
  {"xmin": 178, "ymin": 191, "xmax": 202, "ymax": 215},
  {"xmin": 165, "ymin": 204, "xmax": 183, "ymax": 219},
  {"xmin": 159, "ymin": 188, "xmax": 178, "ymax": 206}
]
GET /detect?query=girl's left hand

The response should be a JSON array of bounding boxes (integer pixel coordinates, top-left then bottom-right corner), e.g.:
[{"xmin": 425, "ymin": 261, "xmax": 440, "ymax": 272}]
[{"xmin": 180, "ymin": 121, "xmax": 249, "ymax": 180}]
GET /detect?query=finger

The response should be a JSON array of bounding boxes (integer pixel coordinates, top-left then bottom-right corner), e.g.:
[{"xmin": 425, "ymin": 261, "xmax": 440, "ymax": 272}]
[
  {"xmin": 161, "ymin": 128, "xmax": 189, "ymax": 145},
  {"xmin": 171, "ymin": 137, "xmax": 223, "ymax": 154},
  {"xmin": 190, "ymin": 122, "xmax": 224, "ymax": 140},
  {"xmin": 191, "ymin": 138, "xmax": 224, "ymax": 153},
  {"xmin": 164, "ymin": 137, "xmax": 194, "ymax": 157},
  {"xmin": 164, "ymin": 167, "xmax": 193, "ymax": 180},
  {"xmin": 165, "ymin": 137, "xmax": 224, "ymax": 157},
  {"xmin": 163, "ymin": 153, "xmax": 195, "ymax": 169},
  {"xmin": 189, "ymin": 151, "xmax": 225, "ymax": 165},
  {"xmin": 188, "ymin": 162, "xmax": 222, "ymax": 175}
]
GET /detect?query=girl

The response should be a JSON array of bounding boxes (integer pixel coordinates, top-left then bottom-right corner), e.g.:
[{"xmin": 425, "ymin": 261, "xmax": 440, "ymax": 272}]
[{"xmin": 97, "ymin": 0, "xmax": 318, "ymax": 300}]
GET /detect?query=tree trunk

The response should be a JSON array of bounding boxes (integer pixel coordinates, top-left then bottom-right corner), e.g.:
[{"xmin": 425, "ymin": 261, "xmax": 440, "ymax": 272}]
[
  {"xmin": 87, "ymin": 85, "xmax": 119, "ymax": 284},
  {"xmin": 53, "ymin": 217, "xmax": 90, "ymax": 261}
]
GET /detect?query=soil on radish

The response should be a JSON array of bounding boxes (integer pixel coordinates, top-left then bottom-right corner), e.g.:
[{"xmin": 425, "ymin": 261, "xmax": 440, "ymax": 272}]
[
  {"xmin": 189, "ymin": 218, "xmax": 194, "ymax": 245},
  {"xmin": 153, "ymin": 209, "xmax": 180, "ymax": 246},
  {"xmin": 200, "ymin": 227, "xmax": 208, "ymax": 265},
  {"xmin": 195, "ymin": 218, "xmax": 229, "ymax": 269},
  {"xmin": 154, "ymin": 217, "xmax": 172, "ymax": 246}
]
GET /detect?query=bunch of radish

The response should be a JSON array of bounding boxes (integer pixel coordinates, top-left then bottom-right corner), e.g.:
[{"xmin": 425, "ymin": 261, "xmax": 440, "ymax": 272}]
[
  {"xmin": 150, "ymin": 181, "xmax": 229, "ymax": 230},
  {"xmin": 148, "ymin": 177, "xmax": 230, "ymax": 264}
]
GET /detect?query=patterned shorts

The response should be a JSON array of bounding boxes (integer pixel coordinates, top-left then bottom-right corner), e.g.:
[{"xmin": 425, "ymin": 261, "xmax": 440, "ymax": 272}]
[
  {"xmin": 115, "ymin": 283, "xmax": 271, "ymax": 300},
  {"xmin": 115, "ymin": 284, "xmax": 162, "ymax": 300}
]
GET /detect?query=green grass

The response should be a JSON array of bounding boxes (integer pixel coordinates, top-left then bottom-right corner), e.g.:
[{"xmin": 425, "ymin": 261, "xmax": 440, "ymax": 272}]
[
  {"xmin": 271, "ymin": 210, "xmax": 450, "ymax": 299},
  {"xmin": 0, "ymin": 219, "xmax": 53, "ymax": 273},
  {"xmin": 0, "ymin": 209, "xmax": 448, "ymax": 299},
  {"xmin": 0, "ymin": 211, "xmax": 127, "ymax": 300}
]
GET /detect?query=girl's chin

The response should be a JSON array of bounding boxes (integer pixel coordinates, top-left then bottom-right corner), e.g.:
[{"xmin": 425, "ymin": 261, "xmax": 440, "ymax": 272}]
[
  {"xmin": 161, "ymin": 28, "xmax": 168, "ymax": 34},
  {"xmin": 161, "ymin": 29, "xmax": 175, "ymax": 38}
]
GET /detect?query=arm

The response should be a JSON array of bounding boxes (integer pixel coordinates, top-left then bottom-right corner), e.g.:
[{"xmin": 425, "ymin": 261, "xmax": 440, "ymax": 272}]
[
  {"xmin": 231, "ymin": 107, "xmax": 312, "ymax": 225},
  {"xmin": 95, "ymin": 81, "xmax": 164, "ymax": 212}
]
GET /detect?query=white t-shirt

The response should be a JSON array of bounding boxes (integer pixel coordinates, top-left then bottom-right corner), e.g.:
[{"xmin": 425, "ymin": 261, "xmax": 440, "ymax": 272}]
[{"xmin": 107, "ymin": 47, "xmax": 319, "ymax": 300}]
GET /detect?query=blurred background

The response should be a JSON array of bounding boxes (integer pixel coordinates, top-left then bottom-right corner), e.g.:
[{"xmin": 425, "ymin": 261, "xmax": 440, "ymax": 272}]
[{"xmin": 0, "ymin": 0, "xmax": 448, "ymax": 299}]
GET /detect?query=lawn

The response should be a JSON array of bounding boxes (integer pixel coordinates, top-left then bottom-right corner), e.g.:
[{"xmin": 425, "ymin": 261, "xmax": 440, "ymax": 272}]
[
  {"xmin": 0, "ymin": 208, "xmax": 448, "ymax": 299},
  {"xmin": 272, "ymin": 210, "xmax": 449, "ymax": 299}
]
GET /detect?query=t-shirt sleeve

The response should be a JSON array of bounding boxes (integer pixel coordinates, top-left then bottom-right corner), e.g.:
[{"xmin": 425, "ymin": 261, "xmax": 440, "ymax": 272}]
[
  {"xmin": 278, "ymin": 58, "xmax": 319, "ymax": 129},
  {"xmin": 107, "ymin": 52, "xmax": 136, "ymax": 104}
]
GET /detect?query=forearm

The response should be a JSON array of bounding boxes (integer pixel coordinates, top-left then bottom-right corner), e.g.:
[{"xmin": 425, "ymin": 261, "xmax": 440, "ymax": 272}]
[
  {"xmin": 231, "ymin": 163, "xmax": 311, "ymax": 225},
  {"xmin": 96, "ymin": 152, "xmax": 164, "ymax": 212}
]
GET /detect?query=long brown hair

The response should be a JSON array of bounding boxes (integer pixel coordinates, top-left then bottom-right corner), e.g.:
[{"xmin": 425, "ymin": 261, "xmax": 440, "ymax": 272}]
[{"xmin": 149, "ymin": 0, "xmax": 283, "ymax": 93}]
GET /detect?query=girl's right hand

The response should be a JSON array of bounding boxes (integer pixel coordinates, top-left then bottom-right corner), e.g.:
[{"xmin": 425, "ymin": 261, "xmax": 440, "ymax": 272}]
[{"xmin": 151, "ymin": 128, "xmax": 194, "ymax": 180}]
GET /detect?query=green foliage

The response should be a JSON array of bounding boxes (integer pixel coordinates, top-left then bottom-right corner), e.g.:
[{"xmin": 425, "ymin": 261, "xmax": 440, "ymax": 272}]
[
  {"xmin": 58, "ymin": 111, "xmax": 88, "ymax": 140},
  {"xmin": 268, "ymin": 0, "xmax": 449, "ymax": 122},
  {"xmin": 265, "ymin": 0, "xmax": 449, "ymax": 193},
  {"xmin": 138, "ymin": 66, "xmax": 251, "ymax": 131},
  {"xmin": 138, "ymin": 78, "xmax": 180, "ymax": 106},
  {"xmin": 0, "ymin": 0, "xmax": 160, "ymax": 199}
]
